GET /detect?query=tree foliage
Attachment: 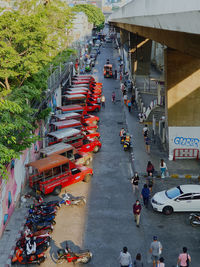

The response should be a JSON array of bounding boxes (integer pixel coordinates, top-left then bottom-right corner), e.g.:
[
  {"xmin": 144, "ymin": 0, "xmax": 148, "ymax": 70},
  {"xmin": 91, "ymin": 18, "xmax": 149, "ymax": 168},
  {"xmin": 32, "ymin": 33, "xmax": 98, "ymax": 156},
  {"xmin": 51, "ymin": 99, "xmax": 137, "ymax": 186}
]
[
  {"xmin": 72, "ymin": 4, "xmax": 105, "ymax": 28},
  {"xmin": 0, "ymin": 0, "xmax": 74, "ymax": 179}
]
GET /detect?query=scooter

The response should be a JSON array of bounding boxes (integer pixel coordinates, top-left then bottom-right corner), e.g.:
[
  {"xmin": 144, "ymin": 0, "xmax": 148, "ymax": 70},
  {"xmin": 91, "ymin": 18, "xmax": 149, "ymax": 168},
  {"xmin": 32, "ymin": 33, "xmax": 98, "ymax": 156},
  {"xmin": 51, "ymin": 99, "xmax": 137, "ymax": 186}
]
[
  {"xmin": 26, "ymin": 214, "xmax": 56, "ymax": 225},
  {"xmin": 60, "ymin": 193, "xmax": 86, "ymax": 207},
  {"xmin": 12, "ymin": 247, "xmax": 46, "ymax": 265},
  {"xmin": 124, "ymin": 140, "xmax": 131, "ymax": 151},
  {"xmin": 189, "ymin": 213, "xmax": 200, "ymax": 226},
  {"xmin": 56, "ymin": 241, "xmax": 92, "ymax": 264},
  {"xmin": 120, "ymin": 133, "xmax": 126, "ymax": 144},
  {"xmin": 16, "ymin": 236, "xmax": 50, "ymax": 251},
  {"xmin": 26, "ymin": 221, "xmax": 54, "ymax": 233}
]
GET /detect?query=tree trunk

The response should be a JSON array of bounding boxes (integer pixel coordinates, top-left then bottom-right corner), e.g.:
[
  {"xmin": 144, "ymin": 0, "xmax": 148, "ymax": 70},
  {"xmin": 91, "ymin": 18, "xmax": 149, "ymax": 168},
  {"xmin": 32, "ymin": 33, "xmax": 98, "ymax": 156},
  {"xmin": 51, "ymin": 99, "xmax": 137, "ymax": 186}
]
[{"xmin": 5, "ymin": 77, "xmax": 10, "ymax": 91}]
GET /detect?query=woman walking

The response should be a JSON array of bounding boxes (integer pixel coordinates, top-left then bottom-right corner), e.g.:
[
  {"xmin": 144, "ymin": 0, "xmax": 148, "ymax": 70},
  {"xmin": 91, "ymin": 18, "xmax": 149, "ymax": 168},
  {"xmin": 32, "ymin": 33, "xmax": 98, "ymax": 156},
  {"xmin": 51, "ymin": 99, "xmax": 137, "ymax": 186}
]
[
  {"xmin": 146, "ymin": 161, "xmax": 155, "ymax": 176},
  {"xmin": 131, "ymin": 172, "xmax": 139, "ymax": 194},
  {"xmin": 133, "ymin": 253, "xmax": 144, "ymax": 267},
  {"xmin": 160, "ymin": 159, "xmax": 167, "ymax": 179}
]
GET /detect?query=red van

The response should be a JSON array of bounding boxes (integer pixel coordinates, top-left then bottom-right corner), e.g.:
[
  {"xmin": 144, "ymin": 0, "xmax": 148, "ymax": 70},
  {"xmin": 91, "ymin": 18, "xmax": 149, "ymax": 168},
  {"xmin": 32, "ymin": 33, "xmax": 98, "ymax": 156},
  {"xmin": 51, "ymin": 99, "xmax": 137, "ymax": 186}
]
[
  {"xmin": 50, "ymin": 119, "xmax": 98, "ymax": 132},
  {"xmin": 54, "ymin": 112, "xmax": 99, "ymax": 125},
  {"xmin": 26, "ymin": 155, "xmax": 93, "ymax": 195},
  {"xmin": 47, "ymin": 128, "xmax": 101, "ymax": 153}
]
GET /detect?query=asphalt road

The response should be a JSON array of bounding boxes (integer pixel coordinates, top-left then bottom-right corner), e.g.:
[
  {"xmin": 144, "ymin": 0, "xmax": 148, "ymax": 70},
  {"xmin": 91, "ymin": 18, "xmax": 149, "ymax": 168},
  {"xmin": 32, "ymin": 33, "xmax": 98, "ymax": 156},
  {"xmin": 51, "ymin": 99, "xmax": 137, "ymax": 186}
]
[{"xmin": 82, "ymin": 36, "xmax": 200, "ymax": 266}]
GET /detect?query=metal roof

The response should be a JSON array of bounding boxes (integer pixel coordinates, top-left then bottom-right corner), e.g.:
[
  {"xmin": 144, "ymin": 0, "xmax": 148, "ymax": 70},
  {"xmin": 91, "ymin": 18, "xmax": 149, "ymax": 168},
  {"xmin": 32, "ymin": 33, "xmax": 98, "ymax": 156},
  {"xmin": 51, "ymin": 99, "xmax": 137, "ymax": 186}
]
[
  {"xmin": 54, "ymin": 113, "xmax": 81, "ymax": 120},
  {"xmin": 67, "ymin": 87, "xmax": 89, "ymax": 91},
  {"xmin": 27, "ymin": 155, "xmax": 69, "ymax": 172},
  {"xmin": 51, "ymin": 119, "xmax": 82, "ymax": 127},
  {"xmin": 63, "ymin": 94, "xmax": 86, "ymax": 99},
  {"xmin": 47, "ymin": 128, "xmax": 81, "ymax": 139},
  {"xmin": 57, "ymin": 105, "xmax": 83, "ymax": 112},
  {"xmin": 40, "ymin": 142, "xmax": 73, "ymax": 156}
]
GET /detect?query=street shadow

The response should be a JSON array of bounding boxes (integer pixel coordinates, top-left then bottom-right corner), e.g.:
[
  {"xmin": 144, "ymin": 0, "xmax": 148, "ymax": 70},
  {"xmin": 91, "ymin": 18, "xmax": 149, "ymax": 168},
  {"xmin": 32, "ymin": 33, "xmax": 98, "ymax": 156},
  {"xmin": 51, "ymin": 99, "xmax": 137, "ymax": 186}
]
[{"xmin": 49, "ymin": 238, "xmax": 61, "ymax": 263}]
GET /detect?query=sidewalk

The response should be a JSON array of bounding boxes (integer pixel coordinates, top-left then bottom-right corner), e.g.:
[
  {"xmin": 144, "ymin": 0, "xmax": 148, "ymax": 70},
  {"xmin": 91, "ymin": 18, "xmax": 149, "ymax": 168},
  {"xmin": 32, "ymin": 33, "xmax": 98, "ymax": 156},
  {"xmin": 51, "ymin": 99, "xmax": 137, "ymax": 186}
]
[{"xmin": 122, "ymin": 84, "xmax": 200, "ymax": 179}]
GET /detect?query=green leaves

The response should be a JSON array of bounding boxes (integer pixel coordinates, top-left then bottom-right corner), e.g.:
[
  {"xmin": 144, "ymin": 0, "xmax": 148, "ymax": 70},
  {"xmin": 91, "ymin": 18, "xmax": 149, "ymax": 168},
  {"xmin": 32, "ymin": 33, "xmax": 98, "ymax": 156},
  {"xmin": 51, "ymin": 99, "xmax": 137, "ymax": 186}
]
[
  {"xmin": 72, "ymin": 4, "xmax": 105, "ymax": 27},
  {"xmin": 0, "ymin": 0, "xmax": 75, "ymax": 179}
]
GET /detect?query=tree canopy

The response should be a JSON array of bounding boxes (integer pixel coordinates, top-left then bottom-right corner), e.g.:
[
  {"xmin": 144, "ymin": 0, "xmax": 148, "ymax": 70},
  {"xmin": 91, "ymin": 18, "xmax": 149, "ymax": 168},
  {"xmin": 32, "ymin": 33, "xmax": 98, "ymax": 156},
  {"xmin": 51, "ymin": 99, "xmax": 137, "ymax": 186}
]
[
  {"xmin": 0, "ymin": 0, "xmax": 75, "ymax": 179},
  {"xmin": 72, "ymin": 4, "xmax": 105, "ymax": 28}
]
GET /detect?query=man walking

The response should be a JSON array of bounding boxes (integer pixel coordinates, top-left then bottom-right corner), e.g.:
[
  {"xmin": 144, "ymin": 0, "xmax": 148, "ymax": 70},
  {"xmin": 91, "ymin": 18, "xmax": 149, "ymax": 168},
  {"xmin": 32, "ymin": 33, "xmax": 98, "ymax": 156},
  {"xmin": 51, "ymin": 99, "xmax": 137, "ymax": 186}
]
[
  {"xmin": 101, "ymin": 95, "xmax": 105, "ymax": 107},
  {"xmin": 133, "ymin": 200, "xmax": 142, "ymax": 227},
  {"xmin": 141, "ymin": 184, "xmax": 150, "ymax": 208},
  {"xmin": 149, "ymin": 236, "xmax": 162, "ymax": 267},
  {"xmin": 119, "ymin": 247, "xmax": 132, "ymax": 267}
]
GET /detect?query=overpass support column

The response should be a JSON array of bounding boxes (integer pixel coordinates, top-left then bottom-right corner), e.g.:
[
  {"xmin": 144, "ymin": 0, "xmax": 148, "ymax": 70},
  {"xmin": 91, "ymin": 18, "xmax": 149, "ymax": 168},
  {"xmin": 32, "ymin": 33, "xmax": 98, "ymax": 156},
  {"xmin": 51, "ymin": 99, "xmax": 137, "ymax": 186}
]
[{"xmin": 165, "ymin": 48, "xmax": 200, "ymax": 159}]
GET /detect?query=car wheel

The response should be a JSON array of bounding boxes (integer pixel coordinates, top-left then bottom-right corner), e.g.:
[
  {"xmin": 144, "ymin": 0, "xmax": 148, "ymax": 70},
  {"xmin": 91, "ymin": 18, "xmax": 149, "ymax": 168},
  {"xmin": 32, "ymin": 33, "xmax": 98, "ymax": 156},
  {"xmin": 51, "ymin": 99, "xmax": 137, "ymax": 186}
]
[
  {"xmin": 94, "ymin": 108, "xmax": 99, "ymax": 112},
  {"xmin": 84, "ymin": 174, "xmax": 92, "ymax": 183},
  {"xmin": 163, "ymin": 206, "xmax": 173, "ymax": 215},
  {"xmin": 93, "ymin": 146, "xmax": 99, "ymax": 153},
  {"xmin": 53, "ymin": 186, "xmax": 62, "ymax": 196}
]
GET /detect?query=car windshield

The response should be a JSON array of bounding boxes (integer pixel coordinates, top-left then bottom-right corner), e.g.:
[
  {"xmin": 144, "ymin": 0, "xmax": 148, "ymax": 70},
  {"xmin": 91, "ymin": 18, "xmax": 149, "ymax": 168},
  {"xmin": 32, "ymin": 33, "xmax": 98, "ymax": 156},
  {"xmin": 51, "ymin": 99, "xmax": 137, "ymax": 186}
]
[{"xmin": 165, "ymin": 186, "xmax": 183, "ymax": 199}]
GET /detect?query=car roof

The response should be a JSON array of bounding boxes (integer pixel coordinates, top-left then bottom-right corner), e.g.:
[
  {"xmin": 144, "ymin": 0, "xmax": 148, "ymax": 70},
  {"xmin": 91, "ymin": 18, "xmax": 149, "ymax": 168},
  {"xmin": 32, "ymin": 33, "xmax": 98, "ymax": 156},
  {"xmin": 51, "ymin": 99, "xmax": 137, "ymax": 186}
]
[
  {"xmin": 27, "ymin": 154, "xmax": 69, "ymax": 172},
  {"xmin": 180, "ymin": 184, "xmax": 200, "ymax": 193},
  {"xmin": 57, "ymin": 105, "xmax": 83, "ymax": 112},
  {"xmin": 64, "ymin": 94, "xmax": 86, "ymax": 99},
  {"xmin": 67, "ymin": 87, "xmax": 89, "ymax": 91},
  {"xmin": 40, "ymin": 142, "xmax": 73, "ymax": 156},
  {"xmin": 48, "ymin": 128, "xmax": 81, "ymax": 139}
]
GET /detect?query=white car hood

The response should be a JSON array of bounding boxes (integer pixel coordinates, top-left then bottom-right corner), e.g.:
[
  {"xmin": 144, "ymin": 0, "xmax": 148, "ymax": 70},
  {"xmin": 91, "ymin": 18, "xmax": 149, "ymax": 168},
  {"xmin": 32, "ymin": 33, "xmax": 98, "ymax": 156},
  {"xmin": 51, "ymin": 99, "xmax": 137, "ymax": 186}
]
[{"xmin": 152, "ymin": 190, "xmax": 170, "ymax": 204}]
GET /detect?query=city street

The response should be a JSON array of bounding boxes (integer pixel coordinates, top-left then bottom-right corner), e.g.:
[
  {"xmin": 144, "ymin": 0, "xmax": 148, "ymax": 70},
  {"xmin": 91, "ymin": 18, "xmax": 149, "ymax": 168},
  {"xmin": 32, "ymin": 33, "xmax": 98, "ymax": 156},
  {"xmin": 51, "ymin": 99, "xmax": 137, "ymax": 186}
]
[{"xmin": 81, "ymin": 39, "xmax": 200, "ymax": 266}]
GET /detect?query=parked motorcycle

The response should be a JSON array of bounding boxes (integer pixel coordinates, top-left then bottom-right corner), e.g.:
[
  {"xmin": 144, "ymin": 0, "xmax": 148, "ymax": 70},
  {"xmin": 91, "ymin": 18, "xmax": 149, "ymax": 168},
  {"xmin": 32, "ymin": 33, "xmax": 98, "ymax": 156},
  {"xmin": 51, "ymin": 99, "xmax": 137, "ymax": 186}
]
[
  {"xmin": 12, "ymin": 247, "xmax": 46, "ymax": 265},
  {"xmin": 189, "ymin": 213, "xmax": 200, "ymax": 226},
  {"xmin": 16, "ymin": 235, "xmax": 50, "ymax": 251},
  {"xmin": 56, "ymin": 242, "xmax": 92, "ymax": 264},
  {"xmin": 60, "ymin": 193, "xmax": 86, "ymax": 207},
  {"xmin": 29, "ymin": 206, "xmax": 57, "ymax": 216},
  {"xmin": 26, "ymin": 221, "xmax": 54, "ymax": 233},
  {"xmin": 26, "ymin": 214, "xmax": 56, "ymax": 225}
]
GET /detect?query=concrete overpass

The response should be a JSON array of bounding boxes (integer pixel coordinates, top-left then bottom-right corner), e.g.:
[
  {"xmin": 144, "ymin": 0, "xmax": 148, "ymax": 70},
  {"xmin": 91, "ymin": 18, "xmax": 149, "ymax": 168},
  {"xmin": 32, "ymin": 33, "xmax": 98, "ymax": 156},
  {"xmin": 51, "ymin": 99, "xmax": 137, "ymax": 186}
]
[{"xmin": 109, "ymin": 0, "xmax": 200, "ymax": 160}]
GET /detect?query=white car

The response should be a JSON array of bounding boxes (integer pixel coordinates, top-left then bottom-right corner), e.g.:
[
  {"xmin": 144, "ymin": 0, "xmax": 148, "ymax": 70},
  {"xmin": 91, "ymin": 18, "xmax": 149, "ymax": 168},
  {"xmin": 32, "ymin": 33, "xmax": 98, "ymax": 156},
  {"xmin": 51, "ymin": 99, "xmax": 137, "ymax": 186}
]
[{"xmin": 151, "ymin": 184, "xmax": 200, "ymax": 215}]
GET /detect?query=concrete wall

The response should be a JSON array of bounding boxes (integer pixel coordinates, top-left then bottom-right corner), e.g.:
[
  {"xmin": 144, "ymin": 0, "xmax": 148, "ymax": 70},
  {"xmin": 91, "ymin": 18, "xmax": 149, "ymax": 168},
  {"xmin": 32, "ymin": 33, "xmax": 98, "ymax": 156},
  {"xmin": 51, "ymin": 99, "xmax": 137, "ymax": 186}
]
[{"xmin": 165, "ymin": 48, "xmax": 200, "ymax": 159}]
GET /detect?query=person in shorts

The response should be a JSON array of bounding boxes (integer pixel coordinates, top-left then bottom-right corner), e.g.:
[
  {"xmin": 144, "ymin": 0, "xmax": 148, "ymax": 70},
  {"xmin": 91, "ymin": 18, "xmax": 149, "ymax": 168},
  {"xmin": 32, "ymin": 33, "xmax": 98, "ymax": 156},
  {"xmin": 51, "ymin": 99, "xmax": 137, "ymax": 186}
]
[{"xmin": 149, "ymin": 236, "xmax": 162, "ymax": 267}]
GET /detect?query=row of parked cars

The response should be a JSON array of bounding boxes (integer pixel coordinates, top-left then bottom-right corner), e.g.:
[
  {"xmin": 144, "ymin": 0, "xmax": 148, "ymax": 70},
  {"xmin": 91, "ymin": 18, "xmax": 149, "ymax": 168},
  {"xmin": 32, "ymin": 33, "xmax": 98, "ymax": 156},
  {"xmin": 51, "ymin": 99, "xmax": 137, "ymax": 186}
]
[{"xmin": 26, "ymin": 75, "xmax": 102, "ymax": 196}]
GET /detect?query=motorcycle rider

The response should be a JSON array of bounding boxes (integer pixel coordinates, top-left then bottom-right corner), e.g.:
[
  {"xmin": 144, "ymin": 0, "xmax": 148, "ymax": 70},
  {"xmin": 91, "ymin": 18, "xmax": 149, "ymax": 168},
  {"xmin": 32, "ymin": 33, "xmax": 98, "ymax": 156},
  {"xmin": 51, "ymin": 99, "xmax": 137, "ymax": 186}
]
[
  {"xmin": 120, "ymin": 128, "xmax": 126, "ymax": 143},
  {"xmin": 26, "ymin": 237, "xmax": 36, "ymax": 261},
  {"xmin": 124, "ymin": 133, "xmax": 131, "ymax": 148}
]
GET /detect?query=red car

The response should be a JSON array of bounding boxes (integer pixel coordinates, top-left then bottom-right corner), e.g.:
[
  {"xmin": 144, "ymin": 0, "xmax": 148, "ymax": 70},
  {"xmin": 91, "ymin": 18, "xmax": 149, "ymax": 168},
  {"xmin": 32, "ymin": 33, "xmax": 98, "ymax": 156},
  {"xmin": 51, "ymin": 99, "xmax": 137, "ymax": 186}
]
[
  {"xmin": 57, "ymin": 105, "xmax": 84, "ymax": 113},
  {"xmin": 54, "ymin": 112, "xmax": 99, "ymax": 125},
  {"xmin": 47, "ymin": 128, "xmax": 101, "ymax": 153},
  {"xmin": 26, "ymin": 155, "xmax": 93, "ymax": 195},
  {"xmin": 50, "ymin": 119, "xmax": 97, "ymax": 132}
]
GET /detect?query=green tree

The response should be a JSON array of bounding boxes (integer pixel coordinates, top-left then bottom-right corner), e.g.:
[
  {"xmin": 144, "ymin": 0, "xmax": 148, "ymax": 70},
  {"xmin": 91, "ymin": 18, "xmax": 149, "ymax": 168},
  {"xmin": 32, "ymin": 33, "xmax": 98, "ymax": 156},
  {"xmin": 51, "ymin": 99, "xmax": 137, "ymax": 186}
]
[{"xmin": 72, "ymin": 4, "xmax": 105, "ymax": 28}]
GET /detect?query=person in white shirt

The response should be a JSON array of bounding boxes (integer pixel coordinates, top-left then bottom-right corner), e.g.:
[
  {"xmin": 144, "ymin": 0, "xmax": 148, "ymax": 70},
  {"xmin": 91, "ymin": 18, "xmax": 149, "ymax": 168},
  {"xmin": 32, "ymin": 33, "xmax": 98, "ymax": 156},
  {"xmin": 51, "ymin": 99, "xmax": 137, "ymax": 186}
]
[
  {"xmin": 160, "ymin": 159, "xmax": 167, "ymax": 179},
  {"xmin": 119, "ymin": 247, "xmax": 132, "ymax": 267}
]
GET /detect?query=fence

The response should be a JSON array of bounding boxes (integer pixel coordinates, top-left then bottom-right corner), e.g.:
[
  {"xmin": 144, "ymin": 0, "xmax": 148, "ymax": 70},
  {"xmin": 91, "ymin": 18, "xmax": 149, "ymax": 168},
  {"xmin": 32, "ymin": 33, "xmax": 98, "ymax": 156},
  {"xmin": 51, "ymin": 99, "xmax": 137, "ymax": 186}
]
[{"xmin": 173, "ymin": 148, "xmax": 199, "ymax": 160}]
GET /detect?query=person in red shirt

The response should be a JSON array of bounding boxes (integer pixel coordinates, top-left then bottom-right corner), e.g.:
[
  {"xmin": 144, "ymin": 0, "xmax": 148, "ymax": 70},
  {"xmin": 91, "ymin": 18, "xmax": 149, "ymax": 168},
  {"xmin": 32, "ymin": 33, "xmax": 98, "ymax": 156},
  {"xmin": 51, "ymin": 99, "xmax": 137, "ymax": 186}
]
[
  {"xmin": 133, "ymin": 200, "xmax": 142, "ymax": 227},
  {"xmin": 177, "ymin": 247, "xmax": 191, "ymax": 267}
]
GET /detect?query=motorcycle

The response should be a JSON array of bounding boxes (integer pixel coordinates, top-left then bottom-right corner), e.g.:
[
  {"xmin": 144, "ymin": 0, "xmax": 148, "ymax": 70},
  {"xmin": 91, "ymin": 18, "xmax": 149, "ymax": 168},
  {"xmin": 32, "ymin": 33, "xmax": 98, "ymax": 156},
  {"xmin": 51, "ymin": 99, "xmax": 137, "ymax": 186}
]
[
  {"xmin": 189, "ymin": 213, "xmax": 200, "ymax": 226},
  {"xmin": 26, "ymin": 221, "xmax": 54, "ymax": 233},
  {"xmin": 124, "ymin": 140, "xmax": 131, "ymax": 151},
  {"xmin": 59, "ymin": 193, "xmax": 86, "ymax": 207},
  {"xmin": 26, "ymin": 214, "xmax": 56, "ymax": 225},
  {"xmin": 16, "ymin": 236, "xmax": 50, "ymax": 251},
  {"xmin": 29, "ymin": 206, "xmax": 57, "ymax": 216},
  {"xmin": 120, "ymin": 133, "xmax": 126, "ymax": 144},
  {"xmin": 56, "ymin": 242, "xmax": 92, "ymax": 264},
  {"xmin": 12, "ymin": 247, "xmax": 46, "ymax": 265}
]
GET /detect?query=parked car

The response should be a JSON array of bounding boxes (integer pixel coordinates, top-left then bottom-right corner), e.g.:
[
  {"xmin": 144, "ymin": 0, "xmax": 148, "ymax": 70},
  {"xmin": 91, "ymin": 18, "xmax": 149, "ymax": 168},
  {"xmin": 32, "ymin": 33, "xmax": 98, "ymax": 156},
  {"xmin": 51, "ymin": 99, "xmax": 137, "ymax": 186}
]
[
  {"xmin": 40, "ymin": 142, "xmax": 92, "ymax": 166},
  {"xmin": 47, "ymin": 128, "xmax": 101, "ymax": 153},
  {"xmin": 151, "ymin": 184, "xmax": 200, "ymax": 215},
  {"xmin": 26, "ymin": 155, "xmax": 93, "ymax": 195},
  {"xmin": 54, "ymin": 112, "xmax": 99, "ymax": 125}
]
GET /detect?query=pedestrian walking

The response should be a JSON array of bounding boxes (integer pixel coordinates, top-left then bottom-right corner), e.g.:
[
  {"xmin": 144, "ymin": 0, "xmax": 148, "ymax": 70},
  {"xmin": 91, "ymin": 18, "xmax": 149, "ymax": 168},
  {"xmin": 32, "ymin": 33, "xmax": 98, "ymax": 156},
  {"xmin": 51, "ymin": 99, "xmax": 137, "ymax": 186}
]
[
  {"xmin": 146, "ymin": 172, "xmax": 154, "ymax": 194},
  {"xmin": 177, "ymin": 247, "xmax": 191, "ymax": 267},
  {"xmin": 121, "ymin": 83, "xmax": 125, "ymax": 94},
  {"xmin": 112, "ymin": 91, "xmax": 116, "ymax": 103},
  {"xmin": 160, "ymin": 159, "xmax": 167, "ymax": 179},
  {"xmin": 158, "ymin": 257, "xmax": 165, "ymax": 267},
  {"xmin": 119, "ymin": 247, "xmax": 132, "ymax": 267},
  {"xmin": 141, "ymin": 184, "xmax": 150, "ymax": 208},
  {"xmin": 114, "ymin": 69, "xmax": 117, "ymax": 79},
  {"xmin": 149, "ymin": 236, "xmax": 162, "ymax": 267},
  {"xmin": 131, "ymin": 172, "xmax": 139, "ymax": 194},
  {"xmin": 133, "ymin": 200, "xmax": 142, "ymax": 227},
  {"xmin": 145, "ymin": 135, "xmax": 151, "ymax": 154},
  {"xmin": 133, "ymin": 253, "xmax": 144, "ymax": 267},
  {"xmin": 146, "ymin": 161, "xmax": 155, "ymax": 176},
  {"xmin": 127, "ymin": 100, "xmax": 131, "ymax": 112},
  {"xmin": 123, "ymin": 94, "xmax": 127, "ymax": 105},
  {"xmin": 131, "ymin": 95, "xmax": 135, "ymax": 106},
  {"xmin": 101, "ymin": 95, "xmax": 105, "ymax": 107},
  {"xmin": 143, "ymin": 124, "xmax": 149, "ymax": 138}
]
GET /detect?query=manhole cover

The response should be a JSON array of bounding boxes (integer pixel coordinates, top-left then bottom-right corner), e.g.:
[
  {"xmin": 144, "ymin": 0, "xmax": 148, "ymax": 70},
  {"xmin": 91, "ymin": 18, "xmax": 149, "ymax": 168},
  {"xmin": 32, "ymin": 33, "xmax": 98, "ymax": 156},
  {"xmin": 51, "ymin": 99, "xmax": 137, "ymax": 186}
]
[
  {"xmin": 157, "ymin": 225, "xmax": 164, "ymax": 228},
  {"xmin": 117, "ymin": 121, "xmax": 124, "ymax": 125}
]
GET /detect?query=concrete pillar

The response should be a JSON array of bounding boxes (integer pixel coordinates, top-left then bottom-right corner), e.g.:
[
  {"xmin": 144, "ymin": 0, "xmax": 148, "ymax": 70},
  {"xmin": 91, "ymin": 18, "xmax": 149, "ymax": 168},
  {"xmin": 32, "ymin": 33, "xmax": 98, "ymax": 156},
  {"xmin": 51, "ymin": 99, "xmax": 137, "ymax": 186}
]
[
  {"xmin": 165, "ymin": 48, "xmax": 200, "ymax": 159},
  {"xmin": 129, "ymin": 33, "xmax": 152, "ymax": 76}
]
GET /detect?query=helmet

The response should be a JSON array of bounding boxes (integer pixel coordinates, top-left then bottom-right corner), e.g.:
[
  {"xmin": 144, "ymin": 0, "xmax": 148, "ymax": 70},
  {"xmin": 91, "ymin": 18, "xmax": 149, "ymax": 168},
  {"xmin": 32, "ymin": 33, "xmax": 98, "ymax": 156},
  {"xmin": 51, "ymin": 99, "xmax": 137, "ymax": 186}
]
[{"xmin": 153, "ymin": 236, "xmax": 157, "ymax": 240}]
